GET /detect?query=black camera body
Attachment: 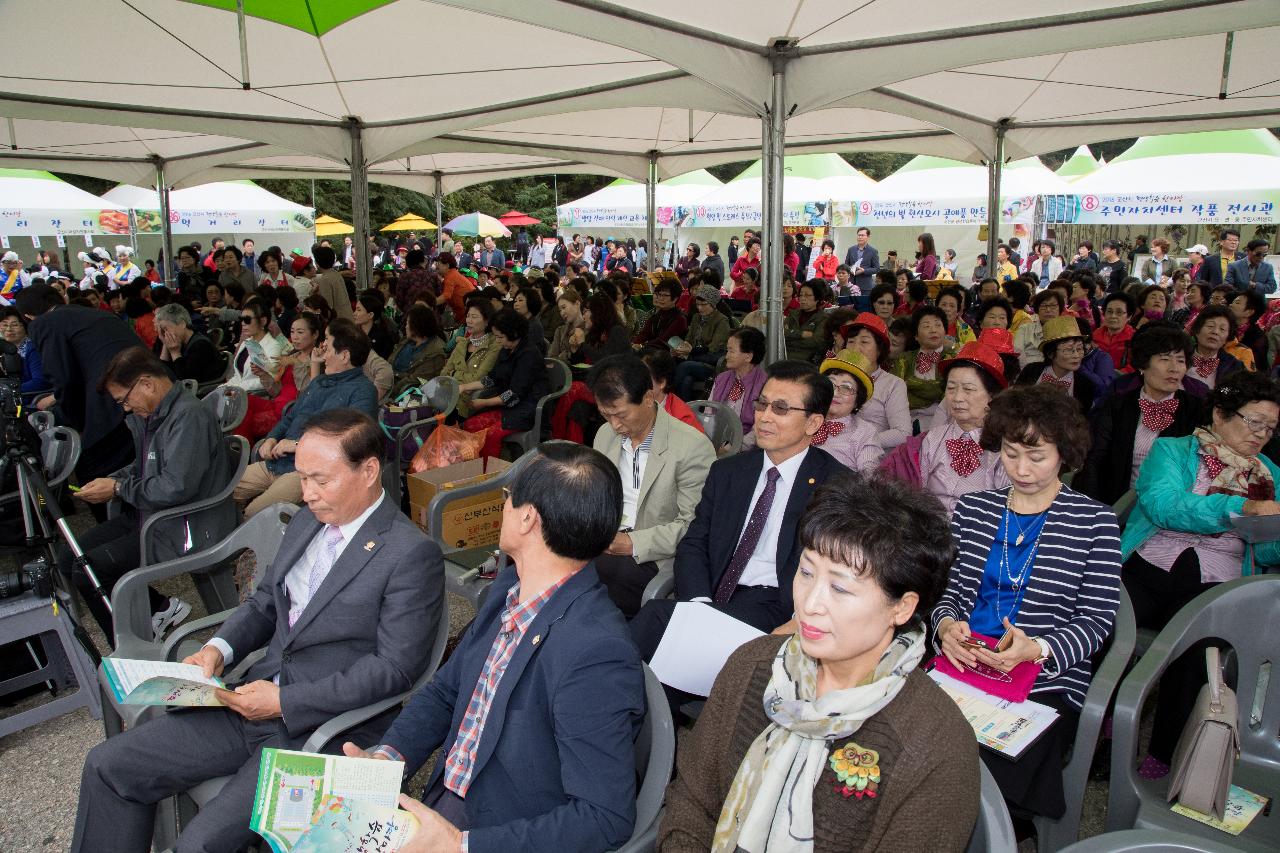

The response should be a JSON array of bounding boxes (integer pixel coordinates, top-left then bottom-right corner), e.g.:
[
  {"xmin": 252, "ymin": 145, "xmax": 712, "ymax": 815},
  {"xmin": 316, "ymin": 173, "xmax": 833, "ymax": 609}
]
[
  {"xmin": 0, "ymin": 554, "xmax": 55, "ymax": 599},
  {"xmin": 0, "ymin": 339, "xmax": 21, "ymax": 420}
]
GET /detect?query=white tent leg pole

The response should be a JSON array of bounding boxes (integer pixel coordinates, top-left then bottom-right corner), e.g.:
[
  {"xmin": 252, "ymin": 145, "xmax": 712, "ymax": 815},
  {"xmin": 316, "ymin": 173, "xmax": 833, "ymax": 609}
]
[
  {"xmin": 154, "ymin": 156, "xmax": 173, "ymax": 287},
  {"xmin": 645, "ymin": 151, "xmax": 657, "ymax": 273},
  {"xmin": 985, "ymin": 123, "xmax": 1007, "ymax": 280},
  {"xmin": 433, "ymin": 171, "xmax": 444, "ymax": 252},
  {"xmin": 763, "ymin": 62, "xmax": 787, "ymax": 365},
  {"xmin": 348, "ymin": 119, "xmax": 371, "ymax": 293}
]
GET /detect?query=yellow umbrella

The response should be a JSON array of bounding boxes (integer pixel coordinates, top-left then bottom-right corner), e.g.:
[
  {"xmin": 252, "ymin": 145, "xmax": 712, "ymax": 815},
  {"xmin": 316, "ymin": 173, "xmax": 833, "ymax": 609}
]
[
  {"xmin": 380, "ymin": 213, "xmax": 437, "ymax": 232},
  {"xmin": 314, "ymin": 215, "xmax": 353, "ymax": 237}
]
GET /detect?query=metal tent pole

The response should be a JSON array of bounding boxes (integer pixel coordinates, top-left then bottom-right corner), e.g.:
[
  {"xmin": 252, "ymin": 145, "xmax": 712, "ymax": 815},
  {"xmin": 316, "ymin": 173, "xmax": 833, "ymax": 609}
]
[
  {"xmin": 348, "ymin": 119, "xmax": 371, "ymax": 292},
  {"xmin": 154, "ymin": 156, "xmax": 174, "ymax": 287},
  {"xmin": 433, "ymin": 171, "xmax": 444, "ymax": 252},
  {"xmin": 645, "ymin": 151, "xmax": 658, "ymax": 273},
  {"xmin": 763, "ymin": 44, "xmax": 790, "ymax": 365},
  {"xmin": 985, "ymin": 122, "xmax": 1008, "ymax": 281}
]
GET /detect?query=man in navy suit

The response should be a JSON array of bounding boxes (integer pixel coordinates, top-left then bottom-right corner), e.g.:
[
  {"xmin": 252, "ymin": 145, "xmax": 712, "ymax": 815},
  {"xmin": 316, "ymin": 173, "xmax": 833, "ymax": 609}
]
[
  {"xmin": 347, "ymin": 443, "xmax": 645, "ymax": 853},
  {"xmin": 843, "ymin": 226, "xmax": 880, "ymax": 294},
  {"xmin": 630, "ymin": 360, "xmax": 845, "ymax": 658}
]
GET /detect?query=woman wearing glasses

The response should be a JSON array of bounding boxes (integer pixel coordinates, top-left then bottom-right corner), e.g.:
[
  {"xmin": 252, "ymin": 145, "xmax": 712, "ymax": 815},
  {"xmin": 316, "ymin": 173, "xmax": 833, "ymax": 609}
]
[
  {"xmin": 1015, "ymin": 316, "xmax": 1098, "ymax": 412},
  {"xmin": 933, "ymin": 385, "xmax": 1121, "ymax": 821},
  {"xmin": 222, "ymin": 298, "xmax": 286, "ymax": 441},
  {"xmin": 1119, "ymin": 371, "xmax": 1280, "ymax": 779},
  {"xmin": 0, "ymin": 307, "xmax": 49, "ymax": 395}
]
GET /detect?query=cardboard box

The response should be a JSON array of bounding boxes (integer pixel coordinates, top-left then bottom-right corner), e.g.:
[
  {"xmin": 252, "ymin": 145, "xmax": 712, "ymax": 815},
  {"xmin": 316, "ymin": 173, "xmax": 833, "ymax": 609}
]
[{"xmin": 407, "ymin": 457, "xmax": 511, "ymax": 549}]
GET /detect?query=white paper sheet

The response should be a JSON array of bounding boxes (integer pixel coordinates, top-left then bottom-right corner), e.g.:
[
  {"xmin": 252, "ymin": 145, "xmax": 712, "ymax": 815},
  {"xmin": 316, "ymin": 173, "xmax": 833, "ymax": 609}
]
[
  {"xmin": 929, "ymin": 670, "xmax": 1060, "ymax": 759},
  {"xmin": 1229, "ymin": 512, "xmax": 1280, "ymax": 543},
  {"xmin": 649, "ymin": 602, "xmax": 765, "ymax": 696}
]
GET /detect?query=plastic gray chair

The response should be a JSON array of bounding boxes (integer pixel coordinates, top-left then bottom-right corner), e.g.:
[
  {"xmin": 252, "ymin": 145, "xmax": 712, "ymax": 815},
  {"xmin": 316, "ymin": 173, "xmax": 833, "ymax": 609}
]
[
  {"xmin": 608, "ymin": 664, "xmax": 676, "ymax": 853},
  {"xmin": 195, "ymin": 351, "xmax": 232, "ymax": 397},
  {"xmin": 26, "ymin": 409, "xmax": 54, "ymax": 433},
  {"xmin": 99, "ymin": 503, "xmax": 298, "ymax": 737},
  {"xmin": 503, "ymin": 358, "xmax": 572, "ymax": 456},
  {"xmin": 424, "ymin": 448, "xmax": 545, "ymax": 608},
  {"xmin": 967, "ymin": 762, "xmax": 1018, "ymax": 853},
  {"xmin": 1108, "ymin": 574, "xmax": 1280, "ymax": 851},
  {"xmin": 1059, "ymin": 828, "xmax": 1242, "ymax": 852},
  {"xmin": 389, "ymin": 376, "xmax": 462, "ymax": 474},
  {"xmin": 1113, "ymin": 489, "xmax": 1137, "ymax": 530},
  {"xmin": 687, "ymin": 398, "xmax": 744, "ymax": 455},
  {"xmin": 1034, "ymin": 587, "xmax": 1138, "ymax": 852},
  {"xmin": 200, "ymin": 384, "xmax": 247, "ymax": 434},
  {"xmin": 39, "ymin": 424, "xmax": 80, "ymax": 488},
  {"xmin": 154, "ymin": 597, "xmax": 453, "ymax": 852}
]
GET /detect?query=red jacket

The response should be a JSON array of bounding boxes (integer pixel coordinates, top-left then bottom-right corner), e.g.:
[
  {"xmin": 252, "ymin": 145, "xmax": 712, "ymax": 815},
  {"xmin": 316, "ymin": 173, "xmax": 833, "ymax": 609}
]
[
  {"xmin": 1092, "ymin": 324, "xmax": 1134, "ymax": 369},
  {"xmin": 811, "ymin": 253, "xmax": 839, "ymax": 280}
]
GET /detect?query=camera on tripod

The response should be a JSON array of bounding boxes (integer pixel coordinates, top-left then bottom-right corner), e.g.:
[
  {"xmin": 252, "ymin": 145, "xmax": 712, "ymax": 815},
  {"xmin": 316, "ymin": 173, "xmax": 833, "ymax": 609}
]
[
  {"xmin": 0, "ymin": 554, "xmax": 54, "ymax": 599},
  {"xmin": 0, "ymin": 339, "xmax": 22, "ymax": 419}
]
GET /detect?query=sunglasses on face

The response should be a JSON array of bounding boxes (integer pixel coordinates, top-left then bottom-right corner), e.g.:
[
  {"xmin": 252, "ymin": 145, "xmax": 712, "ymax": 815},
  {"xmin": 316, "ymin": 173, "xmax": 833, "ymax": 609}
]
[
  {"xmin": 752, "ymin": 396, "xmax": 813, "ymax": 416},
  {"xmin": 240, "ymin": 315, "xmax": 256, "ymax": 324}
]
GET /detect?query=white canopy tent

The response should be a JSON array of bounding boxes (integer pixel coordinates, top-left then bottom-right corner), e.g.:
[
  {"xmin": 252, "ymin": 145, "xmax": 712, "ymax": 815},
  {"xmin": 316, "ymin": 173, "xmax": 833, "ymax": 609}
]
[
  {"xmin": 1, "ymin": 0, "xmax": 1277, "ymax": 359},
  {"xmin": 0, "ymin": 169, "xmax": 128, "ymax": 267},
  {"xmin": 102, "ymin": 180, "xmax": 316, "ymax": 262},
  {"xmin": 555, "ymin": 170, "xmax": 722, "ymax": 257}
]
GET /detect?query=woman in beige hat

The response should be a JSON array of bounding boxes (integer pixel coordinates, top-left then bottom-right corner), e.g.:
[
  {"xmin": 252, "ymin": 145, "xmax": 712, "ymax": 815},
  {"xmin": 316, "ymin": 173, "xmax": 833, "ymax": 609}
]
[{"xmin": 1015, "ymin": 315, "xmax": 1098, "ymax": 411}]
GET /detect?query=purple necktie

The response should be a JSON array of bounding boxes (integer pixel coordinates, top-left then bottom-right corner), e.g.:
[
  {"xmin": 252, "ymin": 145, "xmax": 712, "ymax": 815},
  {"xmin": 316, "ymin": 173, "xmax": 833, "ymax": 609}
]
[{"xmin": 714, "ymin": 468, "xmax": 781, "ymax": 603}]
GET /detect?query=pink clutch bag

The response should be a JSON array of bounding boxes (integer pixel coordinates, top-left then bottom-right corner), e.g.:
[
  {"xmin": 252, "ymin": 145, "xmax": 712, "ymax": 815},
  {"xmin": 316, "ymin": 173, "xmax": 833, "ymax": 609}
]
[{"xmin": 930, "ymin": 631, "xmax": 1041, "ymax": 703}]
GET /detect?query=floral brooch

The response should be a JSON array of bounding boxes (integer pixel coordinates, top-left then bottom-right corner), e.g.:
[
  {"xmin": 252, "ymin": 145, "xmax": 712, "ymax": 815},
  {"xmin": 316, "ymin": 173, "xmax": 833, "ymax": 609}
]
[{"xmin": 829, "ymin": 741, "xmax": 880, "ymax": 799}]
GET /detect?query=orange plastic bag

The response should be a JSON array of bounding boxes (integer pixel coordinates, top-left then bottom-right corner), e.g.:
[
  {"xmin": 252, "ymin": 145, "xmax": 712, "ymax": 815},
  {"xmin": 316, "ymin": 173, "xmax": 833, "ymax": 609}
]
[{"xmin": 408, "ymin": 417, "xmax": 487, "ymax": 474}]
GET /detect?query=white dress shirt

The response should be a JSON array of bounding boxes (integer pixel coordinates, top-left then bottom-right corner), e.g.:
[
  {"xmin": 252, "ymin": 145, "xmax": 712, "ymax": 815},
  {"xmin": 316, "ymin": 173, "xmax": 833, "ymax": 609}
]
[
  {"xmin": 618, "ymin": 425, "xmax": 655, "ymax": 532},
  {"xmin": 734, "ymin": 448, "xmax": 809, "ymax": 589},
  {"xmin": 208, "ymin": 493, "xmax": 385, "ymax": 668}
]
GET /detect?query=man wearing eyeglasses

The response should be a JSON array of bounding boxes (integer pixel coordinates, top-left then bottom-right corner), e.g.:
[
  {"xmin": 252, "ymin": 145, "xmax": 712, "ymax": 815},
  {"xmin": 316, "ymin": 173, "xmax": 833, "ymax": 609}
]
[
  {"xmin": 630, "ymin": 361, "xmax": 846, "ymax": 676},
  {"xmin": 60, "ymin": 346, "xmax": 235, "ymax": 641}
]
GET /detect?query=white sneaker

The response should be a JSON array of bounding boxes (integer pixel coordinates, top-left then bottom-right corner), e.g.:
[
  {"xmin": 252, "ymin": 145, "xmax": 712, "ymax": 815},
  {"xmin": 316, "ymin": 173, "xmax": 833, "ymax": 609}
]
[{"xmin": 151, "ymin": 597, "xmax": 192, "ymax": 642}]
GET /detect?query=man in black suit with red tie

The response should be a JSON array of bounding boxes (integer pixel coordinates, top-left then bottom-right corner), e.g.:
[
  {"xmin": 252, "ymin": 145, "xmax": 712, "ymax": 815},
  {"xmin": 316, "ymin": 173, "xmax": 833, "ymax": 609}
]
[{"xmin": 630, "ymin": 360, "xmax": 845, "ymax": 659}]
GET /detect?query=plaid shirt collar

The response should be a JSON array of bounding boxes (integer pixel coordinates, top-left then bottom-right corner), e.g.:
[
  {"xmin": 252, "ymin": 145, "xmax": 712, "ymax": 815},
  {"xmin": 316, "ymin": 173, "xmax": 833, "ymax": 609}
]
[{"xmin": 499, "ymin": 575, "xmax": 570, "ymax": 636}]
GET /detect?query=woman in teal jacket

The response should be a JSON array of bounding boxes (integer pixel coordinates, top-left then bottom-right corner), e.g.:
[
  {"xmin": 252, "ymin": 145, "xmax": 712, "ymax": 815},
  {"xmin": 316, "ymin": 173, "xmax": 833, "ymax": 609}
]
[{"xmin": 1120, "ymin": 370, "xmax": 1280, "ymax": 778}]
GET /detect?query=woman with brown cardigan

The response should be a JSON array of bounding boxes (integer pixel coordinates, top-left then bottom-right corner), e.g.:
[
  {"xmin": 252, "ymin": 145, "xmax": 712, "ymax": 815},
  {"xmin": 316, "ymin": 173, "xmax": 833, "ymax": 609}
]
[{"xmin": 659, "ymin": 471, "xmax": 979, "ymax": 853}]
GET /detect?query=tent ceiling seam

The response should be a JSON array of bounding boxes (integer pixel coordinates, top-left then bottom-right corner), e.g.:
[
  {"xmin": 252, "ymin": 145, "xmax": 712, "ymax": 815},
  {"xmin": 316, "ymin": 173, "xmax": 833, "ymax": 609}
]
[
  {"xmin": 797, "ymin": 0, "xmax": 1257, "ymax": 56},
  {"xmin": 252, "ymin": 59, "xmax": 664, "ymax": 89},
  {"xmin": 795, "ymin": 0, "xmax": 880, "ymax": 45},
  {"xmin": 119, "ymin": 0, "xmax": 242, "ymax": 86},
  {"xmin": 945, "ymin": 68, "xmax": 1215, "ymax": 101},
  {"xmin": 1005, "ymin": 54, "xmax": 1069, "ymax": 118}
]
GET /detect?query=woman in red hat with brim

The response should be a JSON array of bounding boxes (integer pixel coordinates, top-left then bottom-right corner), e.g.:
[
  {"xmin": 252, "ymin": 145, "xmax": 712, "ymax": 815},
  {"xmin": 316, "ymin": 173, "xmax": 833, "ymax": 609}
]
[{"xmin": 881, "ymin": 341, "xmax": 1010, "ymax": 513}]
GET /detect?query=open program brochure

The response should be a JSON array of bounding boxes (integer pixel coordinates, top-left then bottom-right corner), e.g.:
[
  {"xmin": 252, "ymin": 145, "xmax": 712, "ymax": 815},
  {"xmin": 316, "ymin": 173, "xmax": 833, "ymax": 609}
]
[
  {"xmin": 101, "ymin": 658, "xmax": 225, "ymax": 707},
  {"xmin": 929, "ymin": 670, "xmax": 1059, "ymax": 759},
  {"xmin": 1171, "ymin": 785, "xmax": 1270, "ymax": 836},
  {"xmin": 251, "ymin": 749, "xmax": 406, "ymax": 853},
  {"xmin": 292, "ymin": 795, "xmax": 418, "ymax": 853}
]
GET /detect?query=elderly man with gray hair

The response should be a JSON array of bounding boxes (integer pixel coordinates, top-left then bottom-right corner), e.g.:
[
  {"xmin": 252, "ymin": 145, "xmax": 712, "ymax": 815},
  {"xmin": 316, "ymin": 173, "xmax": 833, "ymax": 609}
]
[{"xmin": 154, "ymin": 302, "xmax": 224, "ymax": 383}]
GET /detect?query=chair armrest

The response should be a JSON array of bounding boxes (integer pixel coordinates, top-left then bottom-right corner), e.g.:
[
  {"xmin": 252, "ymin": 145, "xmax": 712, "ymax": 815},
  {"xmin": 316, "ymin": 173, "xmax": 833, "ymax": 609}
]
[
  {"xmin": 609, "ymin": 818, "xmax": 658, "ymax": 853},
  {"xmin": 161, "ymin": 610, "xmax": 236, "ymax": 660},
  {"xmin": 394, "ymin": 417, "xmax": 442, "ymax": 473},
  {"xmin": 302, "ymin": 693, "xmax": 408, "ymax": 754},
  {"xmin": 139, "ymin": 436, "xmax": 249, "ymax": 566},
  {"xmin": 641, "ymin": 566, "xmax": 674, "ymax": 605}
]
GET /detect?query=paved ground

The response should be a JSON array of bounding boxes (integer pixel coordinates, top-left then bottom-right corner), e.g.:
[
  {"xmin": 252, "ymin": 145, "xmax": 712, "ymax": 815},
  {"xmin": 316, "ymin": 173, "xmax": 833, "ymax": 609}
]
[{"xmin": 0, "ymin": 506, "xmax": 1113, "ymax": 852}]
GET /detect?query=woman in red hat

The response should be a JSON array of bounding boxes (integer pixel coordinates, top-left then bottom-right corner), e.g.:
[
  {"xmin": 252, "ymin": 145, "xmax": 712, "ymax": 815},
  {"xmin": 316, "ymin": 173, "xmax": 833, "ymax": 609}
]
[
  {"xmin": 881, "ymin": 342, "xmax": 1010, "ymax": 513},
  {"xmin": 841, "ymin": 312, "xmax": 911, "ymax": 449}
]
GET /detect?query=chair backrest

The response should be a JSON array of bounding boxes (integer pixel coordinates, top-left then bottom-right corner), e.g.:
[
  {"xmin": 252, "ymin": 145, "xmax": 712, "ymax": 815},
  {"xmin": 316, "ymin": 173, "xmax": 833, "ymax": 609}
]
[
  {"xmin": 1112, "ymin": 489, "xmax": 1137, "ymax": 530},
  {"xmin": 179, "ymin": 378, "xmax": 198, "ymax": 396},
  {"xmin": 39, "ymin": 425, "xmax": 81, "ymax": 487},
  {"xmin": 623, "ymin": 663, "xmax": 676, "ymax": 851},
  {"xmin": 207, "ymin": 326, "xmax": 224, "ymax": 349},
  {"xmin": 687, "ymin": 398, "xmax": 744, "ymax": 454},
  {"xmin": 1109, "ymin": 575, "xmax": 1280, "ymax": 832},
  {"xmin": 1058, "ymin": 828, "xmax": 1243, "ymax": 852},
  {"xmin": 423, "ymin": 376, "xmax": 461, "ymax": 418},
  {"xmin": 546, "ymin": 358, "xmax": 572, "ymax": 397},
  {"xmin": 26, "ymin": 410, "xmax": 54, "ymax": 433},
  {"xmin": 139, "ymin": 433, "xmax": 250, "ymax": 567},
  {"xmin": 966, "ymin": 762, "xmax": 1017, "ymax": 853},
  {"xmin": 201, "ymin": 384, "xmax": 248, "ymax": 434}
]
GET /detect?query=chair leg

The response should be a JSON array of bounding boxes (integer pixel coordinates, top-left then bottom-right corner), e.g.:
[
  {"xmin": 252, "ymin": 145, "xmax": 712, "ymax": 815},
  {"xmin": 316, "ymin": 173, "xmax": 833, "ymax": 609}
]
[{"xmin": 55, "ymin": 609, "xmax": 103, "ymax": 721}]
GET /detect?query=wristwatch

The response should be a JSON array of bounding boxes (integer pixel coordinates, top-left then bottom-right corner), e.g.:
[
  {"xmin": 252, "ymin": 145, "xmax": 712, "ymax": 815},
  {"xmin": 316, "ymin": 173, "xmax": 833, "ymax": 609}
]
[{"xmin": 1033, "ymin": 637, "xmax": 1052, "ymax": 664}]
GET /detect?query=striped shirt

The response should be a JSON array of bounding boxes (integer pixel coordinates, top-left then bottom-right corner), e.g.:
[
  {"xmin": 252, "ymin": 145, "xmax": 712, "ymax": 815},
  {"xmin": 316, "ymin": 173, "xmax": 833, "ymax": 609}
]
[
  {"xmin": 933, "ymin": 487, "xmax": 1122, "ymax": 709},
  {"xmin": 442, "ymin": 578, "xmax": 567, "ymax": 796}
]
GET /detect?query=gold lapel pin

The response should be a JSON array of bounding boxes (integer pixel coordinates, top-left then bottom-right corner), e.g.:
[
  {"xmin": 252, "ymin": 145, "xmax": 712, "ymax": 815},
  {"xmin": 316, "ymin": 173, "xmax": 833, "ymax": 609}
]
[
  {"xmin": 531, "ymin": 634, "xmax": 541, "ymax": 646},
  {"xmin": 364, "ymin": 541, "xmax": 375, "ymax": 551},
  {"xmin": 808, "ymin": 478, "xmax": 815, "ymax": 485}
]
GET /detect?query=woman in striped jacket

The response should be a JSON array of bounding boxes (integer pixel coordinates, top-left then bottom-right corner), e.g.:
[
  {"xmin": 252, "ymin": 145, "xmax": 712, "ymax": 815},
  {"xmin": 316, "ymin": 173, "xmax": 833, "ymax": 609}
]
[{"xmin": 932, "ymin": 384, "xmax": 1122, "ymax": 822}]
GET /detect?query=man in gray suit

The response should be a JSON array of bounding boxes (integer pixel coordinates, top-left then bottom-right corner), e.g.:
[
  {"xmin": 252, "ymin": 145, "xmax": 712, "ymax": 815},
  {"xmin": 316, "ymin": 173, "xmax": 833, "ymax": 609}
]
[
  {"xmin": 71, "ymin": 409, "xmax": 445, "ymax": 853},
  {"xmin": 589, "ymin": 355, "xmax": 715, "ymax": 616},
  {"xmin": 843, "ymin": 226, "xmax": 880, "ymax": 294}
]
